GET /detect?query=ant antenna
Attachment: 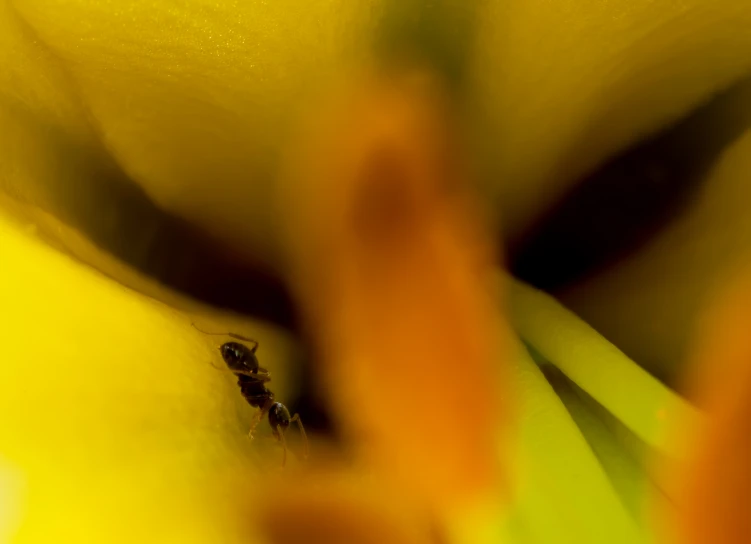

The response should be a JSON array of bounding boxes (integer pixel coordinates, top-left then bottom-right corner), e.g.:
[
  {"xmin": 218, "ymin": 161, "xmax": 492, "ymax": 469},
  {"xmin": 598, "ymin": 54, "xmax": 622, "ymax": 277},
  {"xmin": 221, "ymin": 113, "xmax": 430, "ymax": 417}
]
[
  {"xmin": 191, "ymin": 322, "xmax": 259, "ymax": 351},
  {"xmin": 290, "ymin": 413, "xmax": 309, "ymax": 461}
]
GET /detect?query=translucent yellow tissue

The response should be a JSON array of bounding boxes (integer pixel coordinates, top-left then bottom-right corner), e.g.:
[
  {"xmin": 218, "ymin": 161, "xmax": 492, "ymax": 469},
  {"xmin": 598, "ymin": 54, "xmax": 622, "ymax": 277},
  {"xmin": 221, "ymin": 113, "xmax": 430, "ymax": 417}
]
[{"xmin": 0, "ymin": 210, "xmax": 286, "ymax": 543}]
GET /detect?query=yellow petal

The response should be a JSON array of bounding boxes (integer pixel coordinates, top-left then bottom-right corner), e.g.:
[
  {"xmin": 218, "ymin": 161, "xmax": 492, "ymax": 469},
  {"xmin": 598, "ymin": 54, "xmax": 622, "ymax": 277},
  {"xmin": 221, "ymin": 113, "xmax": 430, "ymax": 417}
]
[
  {"xmin": 12, "ymin": 0, "xmax": 375, "ymax": 264},
  {"xmin": 11, "ymin": 0, "xmax": 750, "ymax": 264},
  {"xmin": 0, "ymin": 1, "xmax": 92, "ymax": 141},
  {"xmin": 0, "ymin": 206, "xmax": 295, "ymax": 542}
]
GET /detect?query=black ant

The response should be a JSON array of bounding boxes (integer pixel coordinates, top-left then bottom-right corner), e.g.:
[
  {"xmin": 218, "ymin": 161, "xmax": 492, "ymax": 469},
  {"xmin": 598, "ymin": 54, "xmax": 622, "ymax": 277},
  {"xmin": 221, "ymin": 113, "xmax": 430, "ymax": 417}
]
[{"xmin": 192, "ymin": 324, "xmax": 309, "ymax": 467}]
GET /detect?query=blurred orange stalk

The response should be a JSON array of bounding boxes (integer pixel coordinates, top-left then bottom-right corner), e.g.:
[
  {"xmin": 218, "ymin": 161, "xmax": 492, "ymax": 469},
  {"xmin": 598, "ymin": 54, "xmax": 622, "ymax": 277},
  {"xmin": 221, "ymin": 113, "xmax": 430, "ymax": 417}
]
[
  {"xmin": 667, "ymin": 271, "xmax": 751, "ymax": 544},
  {"xmin": 281, "ymin": 68, "xmax": 507, "ymax": 518}
]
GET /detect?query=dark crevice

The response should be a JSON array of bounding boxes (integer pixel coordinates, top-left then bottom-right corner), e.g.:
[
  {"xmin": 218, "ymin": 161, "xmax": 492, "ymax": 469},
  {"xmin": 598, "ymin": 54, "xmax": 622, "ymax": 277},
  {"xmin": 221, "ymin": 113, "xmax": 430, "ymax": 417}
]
[
  {"xmin": 286, "ymin": 349, "xmax": 339, "ymax": 439},
  {"xmin": 1, "ymin": 103, "xmax": 298, "ymax": 332},
  {"xmin": 66, "ymin": 177, "xmax": 298, "ymax": 330},
  {"xmin": 509, "ymin": 74, "xmax": 751, "ymax": 291}
]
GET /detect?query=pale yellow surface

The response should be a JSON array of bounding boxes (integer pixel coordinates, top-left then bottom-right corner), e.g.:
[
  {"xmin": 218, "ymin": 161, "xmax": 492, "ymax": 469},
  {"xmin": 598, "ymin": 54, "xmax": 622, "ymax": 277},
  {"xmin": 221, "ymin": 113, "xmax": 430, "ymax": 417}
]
[
  {"xmin": 0, "ymin": 209, "xmax": 296, "ymax": 542},
  {"xmin": 0, "ymin": 1, "xmax": 91, "ymax": 142},
  {"xmin": 3, "ymin": 0, "xmax": 750, "ymax": 256},
  {"xmin": 10, "ymin": 0, "xmax": 377, "ymax": 264}
]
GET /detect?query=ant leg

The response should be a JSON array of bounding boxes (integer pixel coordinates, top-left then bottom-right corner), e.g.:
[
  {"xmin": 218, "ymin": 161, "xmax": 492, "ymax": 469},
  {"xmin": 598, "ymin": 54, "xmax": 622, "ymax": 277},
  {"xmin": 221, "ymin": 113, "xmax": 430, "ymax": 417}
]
[
  {"xmin": 233, "ymin": 368, "xmax": 272, "ymax": 382},
  {"xmin": 276, "ymin": 426, "xmax": 288, "ymax": 468},
  {"xmin": 289, "ymin": 414, "xmax": 309, "ymax": 462},
  {"xmin": 207, "ymin": 362, "xmax": 271, "ymax": 382},
  {"xmin": 247, "ymin": 409, "xmax": 265, "ymax": 440}
]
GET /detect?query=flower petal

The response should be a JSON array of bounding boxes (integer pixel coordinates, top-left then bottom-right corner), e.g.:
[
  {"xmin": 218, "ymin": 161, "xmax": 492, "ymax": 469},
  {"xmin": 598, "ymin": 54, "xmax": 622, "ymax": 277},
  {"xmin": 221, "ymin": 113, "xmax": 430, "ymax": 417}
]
[
  {"xmin": 12, "ymin": 0, "xmax": 751, "ymax": 263},
  {"xmin": 0, "ymin": 207, "xmax": 293, "ymax": 541},
  {"xmin": 12, "ymin": 0, "xmax": 376, "ymax": 263},
  {"xmin": 0, "ymin": 1, "xmax": 91, "ymax": 140}
]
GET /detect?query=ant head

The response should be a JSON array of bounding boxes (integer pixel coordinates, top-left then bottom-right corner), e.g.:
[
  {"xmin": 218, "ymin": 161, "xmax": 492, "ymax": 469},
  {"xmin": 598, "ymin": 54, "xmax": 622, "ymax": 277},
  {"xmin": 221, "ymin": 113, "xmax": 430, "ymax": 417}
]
[
  {"xmin": 220, "ymin": 341, "xmax": 260, "ymax": 373},
  {"xmin": 268, "ymin": 402, "xmax": 291, "ymax": 433}
]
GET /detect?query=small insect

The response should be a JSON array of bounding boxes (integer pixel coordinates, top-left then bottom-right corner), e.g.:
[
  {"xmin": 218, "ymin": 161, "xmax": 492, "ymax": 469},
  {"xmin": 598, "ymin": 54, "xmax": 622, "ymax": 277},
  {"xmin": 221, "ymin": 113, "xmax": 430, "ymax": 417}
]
[{"xmin": 193, "ymin": 324, "xmax": 309, "ymax": 466}]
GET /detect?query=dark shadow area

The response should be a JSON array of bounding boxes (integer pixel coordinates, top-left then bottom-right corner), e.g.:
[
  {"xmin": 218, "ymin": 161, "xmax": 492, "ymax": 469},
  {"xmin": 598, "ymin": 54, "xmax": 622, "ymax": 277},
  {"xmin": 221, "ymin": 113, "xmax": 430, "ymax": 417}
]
[
  {"xmin": 509, "ymin": 75, "xmax": 751, "ymax": 291},
  {"xmin": 286, "ymin": 350, "xmax": 339, "ymax": 439},
  {"xmin": 0, "ymin": 101, "xmax": 341, "ymax": 431},
  {"xmin": 0, "ymin": 103, "xmax": 297, "ymax": 332}
]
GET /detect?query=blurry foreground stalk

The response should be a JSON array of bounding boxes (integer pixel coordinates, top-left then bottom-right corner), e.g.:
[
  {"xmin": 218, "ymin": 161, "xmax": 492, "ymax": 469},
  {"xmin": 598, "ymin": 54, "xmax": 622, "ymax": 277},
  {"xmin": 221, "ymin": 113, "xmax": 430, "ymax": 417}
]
[
  {"xmin": 667, "ymin": 272, "xmax": 751, "ymax": 544},
  {"xmin": 277, "ymin": 67, "xmax": 508, "ymax": 539}
]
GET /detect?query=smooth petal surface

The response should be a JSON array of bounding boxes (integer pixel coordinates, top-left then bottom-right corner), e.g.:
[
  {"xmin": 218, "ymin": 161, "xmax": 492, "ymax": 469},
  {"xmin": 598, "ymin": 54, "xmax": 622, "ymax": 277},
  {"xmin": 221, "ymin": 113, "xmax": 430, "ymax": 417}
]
[
  {"xmin": 0, "ymin": 207, "xmax": 295, "ymax": 542},
  {"xmin": 0, "ymin": 1, "xmax": 92, "ymax": 141},
  {"xmin": 6, "ymin": 0, "xmax": 750, "ymax": 262},
  {"xmin": 11, "ymin": 0, "xmax": 376, "ymax": 264}
]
